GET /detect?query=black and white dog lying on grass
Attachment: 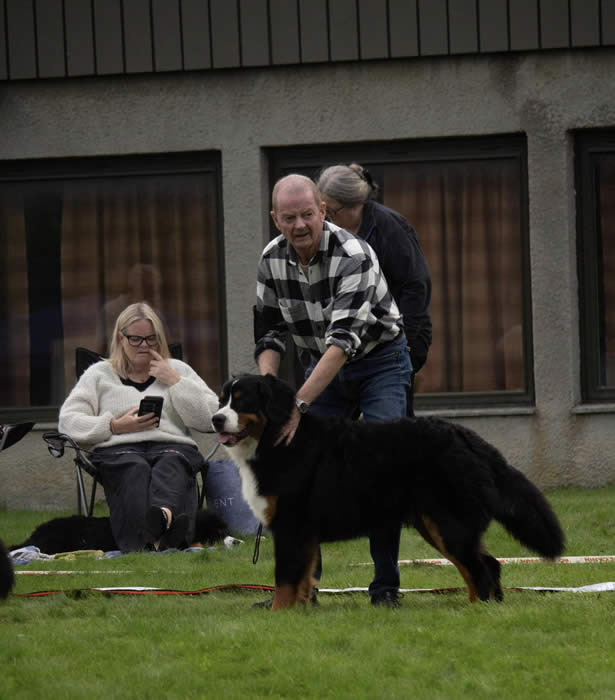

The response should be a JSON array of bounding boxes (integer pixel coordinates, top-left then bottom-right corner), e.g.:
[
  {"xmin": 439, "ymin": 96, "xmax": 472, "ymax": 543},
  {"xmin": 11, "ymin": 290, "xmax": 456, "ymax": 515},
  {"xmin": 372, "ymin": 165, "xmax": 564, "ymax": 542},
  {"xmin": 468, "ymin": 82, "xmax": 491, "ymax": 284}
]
[
  {"xmin": 9, "ymin": 509, "xmax": 229, "ymax": 555},
  {"xmin": 212, "ymin": 373, "xmax": 565, "ymax": 611},
  {"xmin": 0, "ymin": 509, "xmax": 229, "ymax": 599},
  {"xmin": 0, "ymin": 540, "xmax": 15, "ymax": 599},
  {"xmin": 1, "ymin": 421, "xmax": 33, "ymax": 598}
]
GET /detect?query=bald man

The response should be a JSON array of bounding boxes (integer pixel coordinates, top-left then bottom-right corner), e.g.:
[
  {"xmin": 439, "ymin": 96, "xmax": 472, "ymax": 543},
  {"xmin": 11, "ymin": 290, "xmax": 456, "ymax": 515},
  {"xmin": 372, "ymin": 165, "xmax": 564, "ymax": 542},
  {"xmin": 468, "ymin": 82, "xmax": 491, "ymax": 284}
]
[{"xmin": 253, "ymin": 174, "xmax": 412, "ymax": 608}]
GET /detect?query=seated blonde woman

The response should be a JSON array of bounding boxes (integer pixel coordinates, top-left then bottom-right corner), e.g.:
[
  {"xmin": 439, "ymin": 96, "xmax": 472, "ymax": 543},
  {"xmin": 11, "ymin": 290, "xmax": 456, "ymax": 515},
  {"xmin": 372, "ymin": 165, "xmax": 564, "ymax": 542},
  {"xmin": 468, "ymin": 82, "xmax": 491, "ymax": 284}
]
[{"xmin": 59, "ymin": 302, "xmax": 219, "ymax": 552}]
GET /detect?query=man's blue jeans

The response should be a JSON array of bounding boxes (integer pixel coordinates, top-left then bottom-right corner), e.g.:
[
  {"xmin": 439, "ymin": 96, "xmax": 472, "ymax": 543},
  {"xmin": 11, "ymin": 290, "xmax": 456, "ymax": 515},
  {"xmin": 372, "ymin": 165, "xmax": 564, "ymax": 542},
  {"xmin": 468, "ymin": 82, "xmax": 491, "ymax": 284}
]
[{"xmin": 305, "ymin": 333, "xmax": 412, "ymax": 596}]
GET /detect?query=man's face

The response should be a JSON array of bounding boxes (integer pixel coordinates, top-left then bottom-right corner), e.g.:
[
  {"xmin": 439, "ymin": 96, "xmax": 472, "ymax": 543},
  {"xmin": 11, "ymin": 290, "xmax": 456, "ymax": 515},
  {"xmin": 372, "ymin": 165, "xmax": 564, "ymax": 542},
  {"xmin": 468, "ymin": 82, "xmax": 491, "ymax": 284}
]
[{"xmin": 271, "ymin": 183, "xmax": 326, "ymax": 265}]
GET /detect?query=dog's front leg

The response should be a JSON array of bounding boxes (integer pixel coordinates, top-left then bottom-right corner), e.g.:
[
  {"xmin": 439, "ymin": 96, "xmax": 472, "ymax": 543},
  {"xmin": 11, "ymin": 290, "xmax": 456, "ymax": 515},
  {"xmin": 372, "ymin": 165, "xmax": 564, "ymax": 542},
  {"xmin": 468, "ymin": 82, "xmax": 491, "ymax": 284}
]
[
  {"xmin": 272, "ymin": 583, "xmax": 299, "ymax": 610},
  {"xmin": 271, "ymin": 530, "xmax": 312, "ymax": 611}
]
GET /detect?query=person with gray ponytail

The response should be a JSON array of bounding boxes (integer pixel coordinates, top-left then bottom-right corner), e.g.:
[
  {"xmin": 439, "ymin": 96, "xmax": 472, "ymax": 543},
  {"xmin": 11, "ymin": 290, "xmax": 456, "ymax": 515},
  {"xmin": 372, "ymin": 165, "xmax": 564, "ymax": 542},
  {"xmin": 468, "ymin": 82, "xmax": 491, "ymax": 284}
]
[{"xmin": 317, "ymin": 164, "xmax": 432, "ymax": 416}]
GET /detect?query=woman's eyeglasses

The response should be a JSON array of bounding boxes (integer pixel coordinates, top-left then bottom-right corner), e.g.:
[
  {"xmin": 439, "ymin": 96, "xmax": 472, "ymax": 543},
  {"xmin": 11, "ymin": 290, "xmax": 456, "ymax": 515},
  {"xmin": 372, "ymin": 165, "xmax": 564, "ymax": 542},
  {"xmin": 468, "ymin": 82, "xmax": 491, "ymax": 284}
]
[
  {"xmin": 326, "ymin": 204, "xmax": 345, "ymax": 221},
  {"xmin": 122, "ymin": 332, "xmax": 159, "ymax": 347}
]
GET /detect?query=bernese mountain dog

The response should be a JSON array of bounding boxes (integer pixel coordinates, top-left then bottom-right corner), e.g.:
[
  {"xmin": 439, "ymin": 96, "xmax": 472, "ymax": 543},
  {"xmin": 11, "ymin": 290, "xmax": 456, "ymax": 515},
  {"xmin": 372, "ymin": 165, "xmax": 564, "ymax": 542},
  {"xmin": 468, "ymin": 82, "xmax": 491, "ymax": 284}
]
[{"xmin": 212, "ymin": 373, "xmax": 565, "ymax": 611}]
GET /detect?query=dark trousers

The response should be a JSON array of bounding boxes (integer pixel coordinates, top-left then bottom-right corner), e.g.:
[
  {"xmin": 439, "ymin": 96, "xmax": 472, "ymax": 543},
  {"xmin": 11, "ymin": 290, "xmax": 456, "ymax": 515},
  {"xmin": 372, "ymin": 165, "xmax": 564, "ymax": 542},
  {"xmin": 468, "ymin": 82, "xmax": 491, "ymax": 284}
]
[
  {"xmin": 92, "ymin": 442, "xmax": 203, "ymax": 552},
  {"xmin": 306, "ymin": 334, "xmax": 412, "ymax": 596}
]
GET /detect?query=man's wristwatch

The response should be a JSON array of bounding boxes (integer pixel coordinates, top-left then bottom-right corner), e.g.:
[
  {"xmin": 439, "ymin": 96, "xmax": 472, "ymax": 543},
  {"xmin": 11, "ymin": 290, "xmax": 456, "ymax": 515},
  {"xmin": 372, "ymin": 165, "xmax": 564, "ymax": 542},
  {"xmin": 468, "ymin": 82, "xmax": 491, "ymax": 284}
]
[{"xmin": 295, "ymin": 398, "xmax": 310, "ymax": 414}]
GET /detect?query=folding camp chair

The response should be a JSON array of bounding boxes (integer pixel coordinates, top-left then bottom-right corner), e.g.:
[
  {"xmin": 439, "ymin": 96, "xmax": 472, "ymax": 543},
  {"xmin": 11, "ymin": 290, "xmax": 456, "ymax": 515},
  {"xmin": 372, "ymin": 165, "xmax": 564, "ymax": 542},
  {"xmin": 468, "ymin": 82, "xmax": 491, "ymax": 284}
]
[
  {"xmin": 43, "ymin": 345, "xmax": 219, "ymax": 516},
  {"xmin": 0, "ymin": 422, "xmax": 34, "ymax": 452}
]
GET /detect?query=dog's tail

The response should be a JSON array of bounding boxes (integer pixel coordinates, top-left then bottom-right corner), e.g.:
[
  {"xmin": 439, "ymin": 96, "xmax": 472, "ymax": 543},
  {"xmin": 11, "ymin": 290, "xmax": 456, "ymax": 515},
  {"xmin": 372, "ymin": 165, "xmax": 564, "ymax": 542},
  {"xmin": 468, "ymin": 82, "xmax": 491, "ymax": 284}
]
[
  {"xmin": 491, "ymin": 459, "xmax": 565, "ymax": 559},
  {"xmin": 0, "ymin": 539, "xmax": 15, "ymax": 599},
  {"xmin": 453, "ymin": 423, "xmax": 565, "ymax": 559}
]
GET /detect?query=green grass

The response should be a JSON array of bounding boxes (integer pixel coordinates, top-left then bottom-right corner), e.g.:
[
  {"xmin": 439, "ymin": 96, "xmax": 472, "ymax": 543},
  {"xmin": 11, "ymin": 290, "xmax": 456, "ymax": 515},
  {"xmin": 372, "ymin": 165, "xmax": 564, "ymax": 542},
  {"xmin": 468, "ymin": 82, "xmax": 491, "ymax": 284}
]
[{"xmin": 2, "ymin": 486, "xmax": 615, "ymax": 699}]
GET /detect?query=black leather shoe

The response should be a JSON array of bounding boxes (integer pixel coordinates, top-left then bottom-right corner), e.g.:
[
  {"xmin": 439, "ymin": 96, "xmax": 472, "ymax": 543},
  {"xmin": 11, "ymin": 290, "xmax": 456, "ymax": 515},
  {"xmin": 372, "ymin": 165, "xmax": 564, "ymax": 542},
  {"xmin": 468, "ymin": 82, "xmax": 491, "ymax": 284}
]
[
  {"xmin": 145, "ymin": 506, "xmax": 168, "ymax": 542},
  {"xmin": 251, "ymin": 597, "xmax": 273, "ymax": 609},
  {"xmin": 160, "ymin": 513, "xmax": 190, "ymax": 550},
  {"xmin": 370, "ymin": 590, "xmax": 402, "ymax": 608}
]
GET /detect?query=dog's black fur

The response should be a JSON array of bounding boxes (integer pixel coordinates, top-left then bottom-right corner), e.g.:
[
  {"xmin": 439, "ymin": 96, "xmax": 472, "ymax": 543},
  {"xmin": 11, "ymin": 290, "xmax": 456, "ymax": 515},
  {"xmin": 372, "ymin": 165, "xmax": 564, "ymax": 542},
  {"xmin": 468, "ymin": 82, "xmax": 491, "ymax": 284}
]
[
  {"xmin": 0, "ymin": 540, "xmax": 15, "ymax": 599},
  {"xmin": 11, "ymin": 516, "xmax": 117, "ymax": 554},
  {"xmin": 10, "ymin": 510, "xmax": 229, "ymax": 555},
  {"xmin": 213, "ymin": 374, "xmax": 566, "ymax": 609}
]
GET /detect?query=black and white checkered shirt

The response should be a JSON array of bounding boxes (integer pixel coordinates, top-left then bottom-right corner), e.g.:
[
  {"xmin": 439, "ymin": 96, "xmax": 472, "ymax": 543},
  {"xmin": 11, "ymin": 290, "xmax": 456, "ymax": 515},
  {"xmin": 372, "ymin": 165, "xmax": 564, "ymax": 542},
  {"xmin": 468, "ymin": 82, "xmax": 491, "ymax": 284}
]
[{"xmin": 254, "ymin": 222, "xmax": 402, "ymax": 363}]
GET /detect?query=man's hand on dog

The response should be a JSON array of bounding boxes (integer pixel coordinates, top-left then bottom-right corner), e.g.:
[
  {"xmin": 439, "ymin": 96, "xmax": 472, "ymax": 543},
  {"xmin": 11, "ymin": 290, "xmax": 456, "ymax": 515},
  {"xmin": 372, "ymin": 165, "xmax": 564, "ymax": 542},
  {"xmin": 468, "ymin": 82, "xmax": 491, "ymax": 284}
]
[{"xmin": 275, "ymin": 406, "xmax": 301, "ymax": 446}]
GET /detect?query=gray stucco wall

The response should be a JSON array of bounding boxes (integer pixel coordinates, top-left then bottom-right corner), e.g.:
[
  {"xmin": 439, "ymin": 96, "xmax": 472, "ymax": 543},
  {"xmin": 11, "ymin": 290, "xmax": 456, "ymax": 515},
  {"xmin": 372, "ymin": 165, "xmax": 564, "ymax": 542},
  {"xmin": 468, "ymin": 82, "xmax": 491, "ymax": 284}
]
[{"xmin": 2, "ymin": 48, "xmax": 615, "ymax": 509}]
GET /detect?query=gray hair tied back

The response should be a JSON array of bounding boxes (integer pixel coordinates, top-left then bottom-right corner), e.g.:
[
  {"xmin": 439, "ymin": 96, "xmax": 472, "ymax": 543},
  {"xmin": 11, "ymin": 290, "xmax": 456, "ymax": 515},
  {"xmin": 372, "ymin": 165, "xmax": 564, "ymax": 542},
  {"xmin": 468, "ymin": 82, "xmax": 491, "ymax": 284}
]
[
  {"xmin": 360, "ymin": 168, "xmax": 374, "ymax": 187},
  {"xmin": 317, "ymin": 163, "xmax": 380, "ymax": 205}
]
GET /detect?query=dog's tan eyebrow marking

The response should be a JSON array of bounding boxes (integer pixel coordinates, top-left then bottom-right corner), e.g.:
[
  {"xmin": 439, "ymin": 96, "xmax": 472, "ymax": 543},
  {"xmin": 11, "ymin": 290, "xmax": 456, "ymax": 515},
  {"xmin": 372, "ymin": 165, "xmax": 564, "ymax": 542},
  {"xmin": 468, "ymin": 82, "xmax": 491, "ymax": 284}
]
[{"xmin": 233, "ymin": 390, "xmax": 242, "ymax": 399}]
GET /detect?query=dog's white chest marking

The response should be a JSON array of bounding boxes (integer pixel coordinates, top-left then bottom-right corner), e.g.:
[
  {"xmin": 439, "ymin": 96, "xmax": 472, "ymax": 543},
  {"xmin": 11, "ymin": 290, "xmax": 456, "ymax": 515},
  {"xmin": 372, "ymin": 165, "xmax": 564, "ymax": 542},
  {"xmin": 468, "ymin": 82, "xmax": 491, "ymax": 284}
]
[{"xmin": 223, "ymin": 439, "xmax": 269, "ymax": 525}]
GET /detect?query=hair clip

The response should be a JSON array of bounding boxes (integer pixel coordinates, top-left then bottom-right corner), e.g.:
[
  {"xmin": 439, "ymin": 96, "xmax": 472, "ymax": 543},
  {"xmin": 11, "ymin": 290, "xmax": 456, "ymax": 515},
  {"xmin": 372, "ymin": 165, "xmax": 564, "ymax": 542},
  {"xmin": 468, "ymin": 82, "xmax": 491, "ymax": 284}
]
[{"xmin": 362, "ymin": 169, "xmax": 374, "ymax": 187}]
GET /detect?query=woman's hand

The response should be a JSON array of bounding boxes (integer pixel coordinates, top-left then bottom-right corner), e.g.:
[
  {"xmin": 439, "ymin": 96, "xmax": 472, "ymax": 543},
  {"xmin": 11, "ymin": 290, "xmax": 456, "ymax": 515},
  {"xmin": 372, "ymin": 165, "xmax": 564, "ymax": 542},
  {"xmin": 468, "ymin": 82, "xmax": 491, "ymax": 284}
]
[
  {"xmin": 148, "ymin": 349, "xmax": 180, "ymax": 386},
  {"xmin": 110, "ymin": 407, "xmax": 159, "ymax": 435}
]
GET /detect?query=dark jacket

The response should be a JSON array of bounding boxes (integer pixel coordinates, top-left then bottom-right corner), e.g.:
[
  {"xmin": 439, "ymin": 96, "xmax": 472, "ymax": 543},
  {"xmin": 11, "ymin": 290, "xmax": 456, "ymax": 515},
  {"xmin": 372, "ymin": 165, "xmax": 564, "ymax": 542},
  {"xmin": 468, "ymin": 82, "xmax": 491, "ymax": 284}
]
[{"xmin": 358, "ymin": 200, "xmax": 432, "ymax": 369}]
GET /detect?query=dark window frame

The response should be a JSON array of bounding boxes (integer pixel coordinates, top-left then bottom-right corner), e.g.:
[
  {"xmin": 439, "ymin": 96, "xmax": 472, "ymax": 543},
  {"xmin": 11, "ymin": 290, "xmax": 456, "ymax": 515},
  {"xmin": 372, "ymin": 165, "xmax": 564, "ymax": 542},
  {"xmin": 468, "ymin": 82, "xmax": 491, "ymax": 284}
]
[
  {"xmin": 268, "ymin": 134, "xmax": 534, "ymax": 410},
  {"xmin": 576, "ymin": 129, "xmax": 615, "ymax": 403},
  {"xmin": 0, "ymin": 151, "xmax": 227, "ymax": 424}
]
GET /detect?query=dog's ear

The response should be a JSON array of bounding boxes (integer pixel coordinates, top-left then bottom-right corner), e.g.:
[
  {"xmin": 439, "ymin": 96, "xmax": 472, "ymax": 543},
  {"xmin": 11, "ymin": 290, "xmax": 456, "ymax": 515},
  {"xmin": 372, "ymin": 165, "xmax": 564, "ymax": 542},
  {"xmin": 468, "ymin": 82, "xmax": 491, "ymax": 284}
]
[{"xmin": 259, "ymin": 374, "xmax": 295, "ymax": 424}]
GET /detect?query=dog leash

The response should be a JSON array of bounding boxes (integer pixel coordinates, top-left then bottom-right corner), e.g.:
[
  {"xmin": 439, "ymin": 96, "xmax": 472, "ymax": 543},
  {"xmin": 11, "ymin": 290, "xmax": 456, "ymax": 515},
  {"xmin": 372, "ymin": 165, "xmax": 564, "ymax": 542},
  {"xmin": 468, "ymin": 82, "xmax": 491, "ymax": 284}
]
[{"xmin": 252, "ymin": 523, "xmax": 263, "ymax": 564}]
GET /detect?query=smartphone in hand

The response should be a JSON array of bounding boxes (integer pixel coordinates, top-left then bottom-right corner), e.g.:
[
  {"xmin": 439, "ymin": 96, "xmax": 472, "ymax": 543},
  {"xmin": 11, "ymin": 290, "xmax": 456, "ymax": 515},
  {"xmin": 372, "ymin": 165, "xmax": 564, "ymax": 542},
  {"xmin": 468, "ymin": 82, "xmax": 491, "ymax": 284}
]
[{"xmin": 138, "ymin": 396, "xmax": 163, "ymax": 423}]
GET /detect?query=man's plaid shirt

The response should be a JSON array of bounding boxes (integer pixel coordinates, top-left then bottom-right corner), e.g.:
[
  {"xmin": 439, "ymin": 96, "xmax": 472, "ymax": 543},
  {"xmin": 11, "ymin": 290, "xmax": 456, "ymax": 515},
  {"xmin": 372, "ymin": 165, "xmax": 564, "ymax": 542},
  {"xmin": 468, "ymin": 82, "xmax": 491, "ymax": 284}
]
[{"xmin": 255, "ymin": 222, "xmax": 403, "ymax": 363}]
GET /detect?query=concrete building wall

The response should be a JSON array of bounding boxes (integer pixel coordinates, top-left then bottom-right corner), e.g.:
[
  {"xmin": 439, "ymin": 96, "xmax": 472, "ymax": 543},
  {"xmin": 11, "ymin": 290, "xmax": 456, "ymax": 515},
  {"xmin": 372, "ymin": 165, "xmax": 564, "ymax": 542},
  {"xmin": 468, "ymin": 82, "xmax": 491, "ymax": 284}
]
[{"xmin": 2, "ymin": 48, "xmax": 615, "ymax": 509}]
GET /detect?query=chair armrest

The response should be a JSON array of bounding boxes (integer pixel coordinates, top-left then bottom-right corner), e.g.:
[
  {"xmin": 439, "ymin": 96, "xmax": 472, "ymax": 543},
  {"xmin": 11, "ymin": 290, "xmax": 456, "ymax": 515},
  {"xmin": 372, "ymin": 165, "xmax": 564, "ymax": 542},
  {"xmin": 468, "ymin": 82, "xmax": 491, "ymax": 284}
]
[
  {"xmin": 42, "ymin": 431, "xmax": 99, "ymax": 479},
  {"xmin": 43, "ymin": 430, "xmax": 78, "ymax": 456}
]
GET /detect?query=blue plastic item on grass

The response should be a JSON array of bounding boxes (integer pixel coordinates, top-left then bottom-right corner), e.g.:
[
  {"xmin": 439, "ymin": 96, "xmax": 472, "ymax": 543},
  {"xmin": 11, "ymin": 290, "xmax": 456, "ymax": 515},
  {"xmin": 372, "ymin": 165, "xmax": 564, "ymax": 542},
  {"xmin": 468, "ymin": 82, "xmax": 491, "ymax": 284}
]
[{"xmin": 204, "ymin": 460, "xmax": 260, "ymax": 536}]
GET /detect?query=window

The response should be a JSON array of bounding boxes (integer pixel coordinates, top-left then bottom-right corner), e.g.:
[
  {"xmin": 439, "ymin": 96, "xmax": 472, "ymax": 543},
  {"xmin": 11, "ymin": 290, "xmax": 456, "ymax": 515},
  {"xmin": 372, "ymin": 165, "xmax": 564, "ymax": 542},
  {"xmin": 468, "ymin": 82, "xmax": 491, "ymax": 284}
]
[
  {"xmin": 0, "ymin": 153, "xmax": 226, "ymax": 422},
  {"xmin": 576, "ymin": 131, "xmax": 615, "ymax": 402},
  {"xmin": 268, "ymin": 136, "xmax": 533, "ymax": 408}
]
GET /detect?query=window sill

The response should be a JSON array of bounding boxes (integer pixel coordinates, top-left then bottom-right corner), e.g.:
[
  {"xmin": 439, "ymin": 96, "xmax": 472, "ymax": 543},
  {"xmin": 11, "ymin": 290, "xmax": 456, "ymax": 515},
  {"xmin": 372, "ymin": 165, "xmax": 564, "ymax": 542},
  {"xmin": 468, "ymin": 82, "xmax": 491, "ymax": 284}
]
[
  {"xmin": 572, "ymin": 403, "xmax": 615, "ymax": 415},
  {"xmin": 416, "ymin": 406, "xmax": 536, "ymax": 419}
]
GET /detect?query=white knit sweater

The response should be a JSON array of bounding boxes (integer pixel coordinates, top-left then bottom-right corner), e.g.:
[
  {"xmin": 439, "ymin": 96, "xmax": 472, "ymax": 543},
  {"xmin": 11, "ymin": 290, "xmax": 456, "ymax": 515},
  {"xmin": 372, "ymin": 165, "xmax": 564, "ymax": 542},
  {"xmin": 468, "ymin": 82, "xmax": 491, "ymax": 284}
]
[{"xmin": 58, "ymin": 359, "xmax": 220, "ymax": 449}]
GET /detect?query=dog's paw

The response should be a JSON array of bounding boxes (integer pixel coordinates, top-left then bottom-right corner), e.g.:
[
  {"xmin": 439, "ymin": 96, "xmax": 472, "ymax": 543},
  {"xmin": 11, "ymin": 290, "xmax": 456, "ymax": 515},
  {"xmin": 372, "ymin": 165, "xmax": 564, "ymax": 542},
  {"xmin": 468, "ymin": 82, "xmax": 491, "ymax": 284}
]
[{"xmin": 223, "ymin": 535, "xmax": 244, "ymax": 549}]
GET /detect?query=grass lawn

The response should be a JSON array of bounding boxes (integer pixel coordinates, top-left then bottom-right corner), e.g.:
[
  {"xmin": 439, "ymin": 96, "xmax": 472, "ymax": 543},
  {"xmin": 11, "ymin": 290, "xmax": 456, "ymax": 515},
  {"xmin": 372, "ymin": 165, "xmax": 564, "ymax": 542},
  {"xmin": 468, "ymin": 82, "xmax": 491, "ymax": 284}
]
[{"xmin": 2, "ymin": 485, "xmax": 615, "ymax": 699}]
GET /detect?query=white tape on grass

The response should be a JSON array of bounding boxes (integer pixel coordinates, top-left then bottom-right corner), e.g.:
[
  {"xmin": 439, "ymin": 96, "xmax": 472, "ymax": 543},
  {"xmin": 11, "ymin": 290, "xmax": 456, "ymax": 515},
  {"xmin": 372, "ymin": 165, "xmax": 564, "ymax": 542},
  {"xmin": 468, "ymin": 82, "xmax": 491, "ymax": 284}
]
[
  {"xmin": 14, "ymin": 582, "xmax": 615, "ymax": 596},
  {"xmin": 320, "ymin": 582, "xmax": 615, "ymax": 594},
  {"xmin": 351, "ymin": 555, "xmax": 615, "ymax": 566},
  {"xmin": 16, "ymin": 554, "xmax": 615, "ymax": 576},
  {"xmin": 16, "ymin": 570, "xmax": 132, "ymax": 575}
]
